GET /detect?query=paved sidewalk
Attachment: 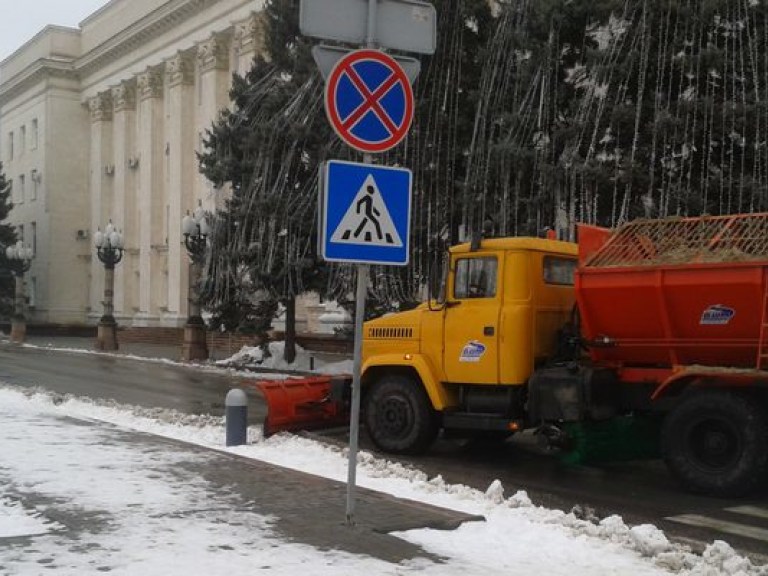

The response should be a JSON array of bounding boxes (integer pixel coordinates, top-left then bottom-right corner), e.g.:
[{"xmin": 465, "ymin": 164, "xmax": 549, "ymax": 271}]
[
  {"xmin": 1, "ymin": 335, "xmax": 476, "ymax": 563},
  {"xmin": 172, "ymin": 435, "xmax": 480, "ymax": 563}
]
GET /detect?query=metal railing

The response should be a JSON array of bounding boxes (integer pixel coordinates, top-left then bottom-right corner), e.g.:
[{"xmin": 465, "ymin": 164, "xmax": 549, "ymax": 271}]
[{"xmin": 585, "ymin": 213, "xmax": 768, "ymax": 267}]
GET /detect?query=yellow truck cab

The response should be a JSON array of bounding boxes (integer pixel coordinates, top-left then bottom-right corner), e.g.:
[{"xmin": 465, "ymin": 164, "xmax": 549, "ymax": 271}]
[{"xmin": 360, "ymin": 236, "xmax": 578, "ymax": 454}]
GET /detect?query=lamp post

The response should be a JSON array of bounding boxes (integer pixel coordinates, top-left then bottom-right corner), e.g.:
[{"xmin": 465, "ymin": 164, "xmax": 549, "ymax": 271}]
[
  {"xmin": 94, "ymin": 221, "xmax": 124, "ymax": 351},
  {"xmin": 5, "ymin": 240, "xmax": 33, "ymax": 344},
  {"xmin": 181, "ymin": 203, "xmax": 209, "ymax": 361}
]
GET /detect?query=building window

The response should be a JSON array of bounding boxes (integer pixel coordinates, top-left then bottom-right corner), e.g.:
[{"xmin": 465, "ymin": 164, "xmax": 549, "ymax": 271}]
[
  {"xmin": 17, "ymin": 224, "xmax": 23, "ymax": 242},
  {"xmin": 8, "ymin": 131, "xmax": 13, "ymax": 160},
  {"xmin": 29, "ymin": 277, "xmax": 37, "ymax": 308},
  {"xmin": 19, "ymin": 125, "xmax": 26, "ymax": 154},
  {"xmin": 31, "ymin": 119, "xmax": 38, "ymax": 150},
  {"xmin": 18, "ymin": 174, "xmax": 25, "ymax": 203},
  {"xmin": 30, "ymin": 170, "xmax": 38, "ymax": 201},
  {"xmin": 31, "ymin": 222, "xmax": 37, "ymax": 255}
]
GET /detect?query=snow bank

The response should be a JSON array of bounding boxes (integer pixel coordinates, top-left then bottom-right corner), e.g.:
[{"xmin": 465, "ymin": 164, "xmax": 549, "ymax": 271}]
[
  {"xmin": 0, "ymin": 497, "xmax": 62, "ymax": 538},
  {"xmin": 1, "ymin": 384, "xmax": 765, "ymax": 576},
  {"xmin": 216, "ymin": 341, "xmax": 353, "ymax": 375}
]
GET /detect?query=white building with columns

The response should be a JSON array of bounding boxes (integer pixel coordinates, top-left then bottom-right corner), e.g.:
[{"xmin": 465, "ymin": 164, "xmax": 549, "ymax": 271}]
[{"xmin": 0, "ymin": 0, "xmax": 267, "ymax": 328}]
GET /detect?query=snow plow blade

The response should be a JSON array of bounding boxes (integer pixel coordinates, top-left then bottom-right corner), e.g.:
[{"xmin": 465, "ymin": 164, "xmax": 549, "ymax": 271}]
[{"xmin": 254, "ymin": 375, "xmax": 352, "ymax": 437}]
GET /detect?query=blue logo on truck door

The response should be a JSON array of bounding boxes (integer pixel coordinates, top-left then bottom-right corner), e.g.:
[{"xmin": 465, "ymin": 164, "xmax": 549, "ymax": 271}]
[
  {"xmin": 460, "ymin": 340, "xmax": 487, "ymax": 362},
  {"xmin": 700, "ymin": 305, "xmax": 735, "ymax": 326}
]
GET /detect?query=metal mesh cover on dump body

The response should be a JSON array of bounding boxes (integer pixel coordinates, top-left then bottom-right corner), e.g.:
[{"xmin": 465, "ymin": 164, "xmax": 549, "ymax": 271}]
[{"xmin": 584, "ymin": 213, "xmax": 768, "ymax": 268}]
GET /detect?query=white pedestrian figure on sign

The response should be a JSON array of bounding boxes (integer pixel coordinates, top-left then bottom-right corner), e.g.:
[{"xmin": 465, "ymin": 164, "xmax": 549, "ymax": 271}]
[{"xmin": 353, "ymin": 185, "xmax": 385, "ymax": 242}]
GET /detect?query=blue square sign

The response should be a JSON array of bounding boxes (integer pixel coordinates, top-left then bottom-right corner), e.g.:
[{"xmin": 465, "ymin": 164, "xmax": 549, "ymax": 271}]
[{"xmin": 321, "ymin": 160, "xmax": 411, "ymax": 265}]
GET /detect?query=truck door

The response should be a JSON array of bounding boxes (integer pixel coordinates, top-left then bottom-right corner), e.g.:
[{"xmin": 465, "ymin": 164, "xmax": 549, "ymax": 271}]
[{"xmin": 443, "ymin": 255, "xmax": 501, "ymax": 384}]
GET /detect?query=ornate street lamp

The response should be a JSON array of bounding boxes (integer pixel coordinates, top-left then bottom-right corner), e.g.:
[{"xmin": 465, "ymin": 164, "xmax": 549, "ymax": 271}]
[
  {"xmin": 181, "ymin": 203, "xmax": 210, "ymax": 361},
  {"xmin": 5, "ymin": 240, "xmax": 33, "ymax": 344},
  {"xmin": 94, "ymin": 221, "xmax": 124, "ymax": 351}
]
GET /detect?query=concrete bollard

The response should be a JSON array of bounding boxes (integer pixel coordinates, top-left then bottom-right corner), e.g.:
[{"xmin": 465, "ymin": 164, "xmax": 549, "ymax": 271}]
[{"xmin": 225, "ymin": 388, "xmax": 248, "ymax": 447}]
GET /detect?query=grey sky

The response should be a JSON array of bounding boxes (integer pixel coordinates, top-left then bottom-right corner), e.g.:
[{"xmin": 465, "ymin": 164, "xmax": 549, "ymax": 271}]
[{"xmin": 0, "ymin": 0, "xmax": 112, "ymax": 63}]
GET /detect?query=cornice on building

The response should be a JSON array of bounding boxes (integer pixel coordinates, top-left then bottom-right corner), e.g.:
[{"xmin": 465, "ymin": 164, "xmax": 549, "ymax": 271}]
[
  {"xmin": 75, "ymin": 0, "xmax": 216, "ymax": 78},
  {"xmin": 1, "ymin": 0, "xmax": 223, "ymax": 108},
  {"xmin": 0, "ymin": 59, "xmax": 79, "ymax": 106}
]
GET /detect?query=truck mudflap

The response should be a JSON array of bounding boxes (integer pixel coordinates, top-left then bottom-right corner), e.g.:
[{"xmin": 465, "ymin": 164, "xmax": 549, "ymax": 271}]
[{"xmin": 254, "ymin": 375, "xmax": 351, "ymax": 437}]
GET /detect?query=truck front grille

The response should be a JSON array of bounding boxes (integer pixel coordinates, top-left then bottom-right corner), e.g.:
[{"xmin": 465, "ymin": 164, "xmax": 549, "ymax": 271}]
[{"xmin": 368, "ymin": 327, "xmax": 413, "ymax": 339}]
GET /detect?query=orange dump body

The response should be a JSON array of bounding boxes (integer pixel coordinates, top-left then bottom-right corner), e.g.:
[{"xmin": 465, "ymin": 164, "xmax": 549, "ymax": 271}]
[{"xmin": 575, "ymin": 214, "xmax": 768, "ymax": 369}]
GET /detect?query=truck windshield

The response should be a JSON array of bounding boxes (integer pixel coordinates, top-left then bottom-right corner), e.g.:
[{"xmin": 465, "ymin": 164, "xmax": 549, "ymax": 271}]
[{"xmin": 454, "ymin": 257, "xmax": 497, "ymax": 299}]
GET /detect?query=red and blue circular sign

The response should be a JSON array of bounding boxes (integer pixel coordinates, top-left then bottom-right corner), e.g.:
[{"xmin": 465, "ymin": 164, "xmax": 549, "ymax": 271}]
[{"xmin": 325, "ymin": 49, "xmax": 414, "ymax": 154}]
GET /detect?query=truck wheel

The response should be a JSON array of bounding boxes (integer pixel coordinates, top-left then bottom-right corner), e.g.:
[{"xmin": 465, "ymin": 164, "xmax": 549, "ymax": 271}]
[
  {"xmin": 364, "ymin": 375, "xmax": 439, "ymax": 455},
  {"xmin": 661, "ymin": 391, "xmax": 768, "ymax": 497}
]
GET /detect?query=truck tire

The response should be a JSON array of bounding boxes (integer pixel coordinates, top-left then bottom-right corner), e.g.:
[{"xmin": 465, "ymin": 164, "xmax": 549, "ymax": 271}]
[
  {"xmin": 364, "ymin": 374, "xmax": 439, "ymax": 455},
  {"xmin": 661, "ymin": 391, "xmax": 768, "ymax": 497}
]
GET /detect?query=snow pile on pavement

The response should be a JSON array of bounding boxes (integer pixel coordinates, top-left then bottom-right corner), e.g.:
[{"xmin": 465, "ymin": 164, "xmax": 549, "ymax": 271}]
[
  {"xmin": 216, "ymin": 340, "xmax": 353, "ymax": 374},
  {"xmin": 0, "ymin": 497, "xmax": 62, "ymax": 538},
  {"xmin": 16, "ymin": 339, "xmax": 354, "ymax": 380},
  {"xmin": 1, "ymin": 384, "xmax": 765, "ymax": 576}
]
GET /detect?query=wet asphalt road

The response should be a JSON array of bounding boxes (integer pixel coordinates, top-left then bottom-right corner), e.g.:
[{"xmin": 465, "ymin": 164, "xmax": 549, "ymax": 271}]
[
  {"xmin": 0, "ymin": 343, "xmax": 263, "ymax": 422},
  {"xmin": 1, "ymin": 342, "xmax": 767, "ymax": 565}
]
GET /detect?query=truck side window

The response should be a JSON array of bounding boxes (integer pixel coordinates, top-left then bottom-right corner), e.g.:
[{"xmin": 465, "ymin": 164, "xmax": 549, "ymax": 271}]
[
  {"xmin": 454, "ymin": 257, "xmax": 497, "ymax": 299},
  {"xmin": 543, "ymin": 256, "xmax": 576, "ymax": 285}
]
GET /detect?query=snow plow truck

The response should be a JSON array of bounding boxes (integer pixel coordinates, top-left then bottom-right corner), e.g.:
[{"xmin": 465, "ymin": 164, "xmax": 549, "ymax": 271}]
[{"xmin": 257, "ymin": 212, "xmax": 768, "ymax": 497}]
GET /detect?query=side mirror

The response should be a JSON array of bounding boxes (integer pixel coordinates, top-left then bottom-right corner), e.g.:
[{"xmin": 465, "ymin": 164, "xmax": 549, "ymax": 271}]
[{"xmin": 427, "ymin": 249, "xmax": 449, "ymax": 311}]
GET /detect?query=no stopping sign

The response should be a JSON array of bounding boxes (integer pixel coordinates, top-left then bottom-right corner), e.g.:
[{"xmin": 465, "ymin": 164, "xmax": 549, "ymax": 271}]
[{"xmin": 324, "ymin": 49, "xmax": 414, "ymax": 153}]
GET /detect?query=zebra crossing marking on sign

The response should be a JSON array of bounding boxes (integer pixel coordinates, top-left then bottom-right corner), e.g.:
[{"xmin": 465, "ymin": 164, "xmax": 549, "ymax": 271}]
[
  {"xmin": 330, "ymin": 175, "xmax": 403, "ymax": 247},
  {"xmin": 320, "ymin": 160, "xmax": 411, "ymax": 265}
]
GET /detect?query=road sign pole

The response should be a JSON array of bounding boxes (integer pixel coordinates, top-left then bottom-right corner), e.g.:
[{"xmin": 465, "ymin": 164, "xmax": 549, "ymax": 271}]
[
  {"xmin": 345, "ymin": 0, "xmax": 379, "ymax": 530},
  {"xmin": 366, "ymin": 0, "xmax": 376, "ymax": 46},
  {"xmin": 345, "ymin": 262, "xmax": 368, "ymax": 525},
  {"xmin": 308, "ymin": 0, "xmax": 419, "ymax": 526},
  {"xmin": 345, "ymin": 0, "xmax": 378, "ymax": 529}
]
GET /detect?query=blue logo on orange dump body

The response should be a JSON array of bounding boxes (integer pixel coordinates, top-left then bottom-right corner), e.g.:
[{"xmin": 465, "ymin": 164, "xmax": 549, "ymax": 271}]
[
  {"xmin": 460, "ymin": 340, "xmax": 487, "ymax": 363},
  {"xmin": 700, "ymin": 305, "xmax": 735, "ymax": 326}
]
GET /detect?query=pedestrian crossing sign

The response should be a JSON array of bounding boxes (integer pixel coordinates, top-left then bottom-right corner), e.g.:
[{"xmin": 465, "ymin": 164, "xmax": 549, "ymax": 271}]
[{"xmin": 320, "ymin": 160, "xmax": 411, "ymax": 265}]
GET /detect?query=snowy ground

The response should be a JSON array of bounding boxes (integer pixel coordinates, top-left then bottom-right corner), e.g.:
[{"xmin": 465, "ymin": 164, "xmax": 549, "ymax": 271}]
[{"xmin": 1, "ymin": 382, "xmax": 765, "ymax": 576}]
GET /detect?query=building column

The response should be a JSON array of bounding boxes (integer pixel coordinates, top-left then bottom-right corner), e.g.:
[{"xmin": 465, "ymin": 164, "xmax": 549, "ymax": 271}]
[
  {"xmin": 166, "ymin": 51, "xmax": 196, "ymax": 323},
  {"xmin": 233, "ymin": 13, "xmax": 267, "ymax": 74},
  {"xmin": 134, "ymin": 66, "xmax": 165, "ymax": 326},
  {"xmin": 111, "ymin": 80, "xmax": 137, "ymax": 320},
  {"xmin": 87, "ymin": 93, "xmax": 114, "ymax": 323},
  {"xmin": 196, "ymin": 32, "xmax": 232, "ymax": 212}
]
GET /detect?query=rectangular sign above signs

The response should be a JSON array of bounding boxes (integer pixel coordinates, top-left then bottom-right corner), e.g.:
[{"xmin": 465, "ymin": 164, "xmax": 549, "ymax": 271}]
[{"xmin": 300, "ymin": 0, "xmax": 437, "ymax": 55}]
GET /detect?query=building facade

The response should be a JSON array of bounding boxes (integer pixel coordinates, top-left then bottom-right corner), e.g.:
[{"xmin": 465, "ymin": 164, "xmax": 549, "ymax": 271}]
[{"xmin": 0, "ymin": 0, "xmax": 266, "ymax": 327}]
